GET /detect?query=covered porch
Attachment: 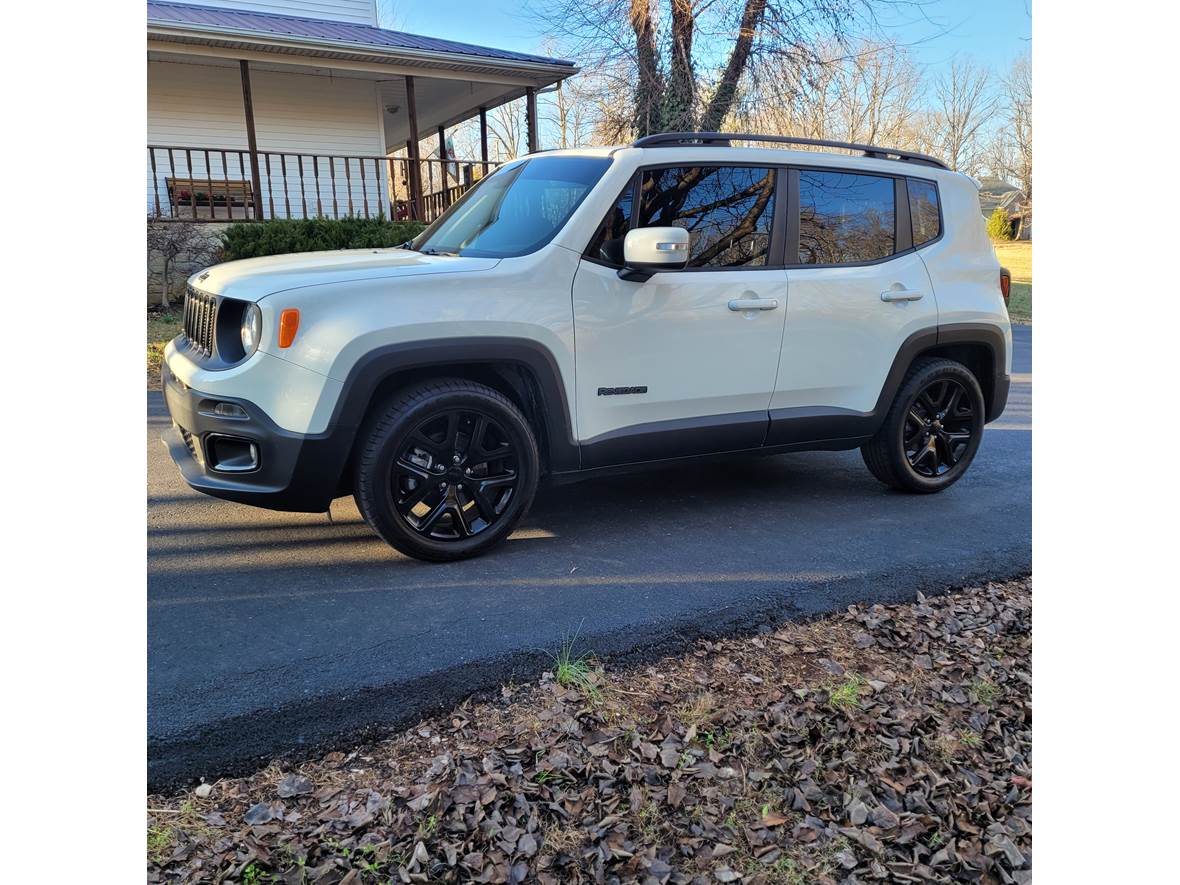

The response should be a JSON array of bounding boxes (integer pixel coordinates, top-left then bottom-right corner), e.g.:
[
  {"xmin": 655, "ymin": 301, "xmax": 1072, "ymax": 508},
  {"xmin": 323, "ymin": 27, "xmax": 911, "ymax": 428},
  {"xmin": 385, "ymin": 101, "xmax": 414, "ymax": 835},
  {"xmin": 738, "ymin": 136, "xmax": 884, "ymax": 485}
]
[{"xmin": 146, "ymin": 1, "xmax": 576, "ymax": 223}]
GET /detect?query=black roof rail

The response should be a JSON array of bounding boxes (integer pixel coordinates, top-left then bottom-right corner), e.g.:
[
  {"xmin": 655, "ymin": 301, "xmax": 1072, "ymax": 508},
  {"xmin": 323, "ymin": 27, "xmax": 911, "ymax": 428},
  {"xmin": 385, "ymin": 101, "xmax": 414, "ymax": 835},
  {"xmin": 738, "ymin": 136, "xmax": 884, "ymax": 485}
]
[{"xmin": 630, "ymin": 132, "xmax": 948, "ymax": 170}]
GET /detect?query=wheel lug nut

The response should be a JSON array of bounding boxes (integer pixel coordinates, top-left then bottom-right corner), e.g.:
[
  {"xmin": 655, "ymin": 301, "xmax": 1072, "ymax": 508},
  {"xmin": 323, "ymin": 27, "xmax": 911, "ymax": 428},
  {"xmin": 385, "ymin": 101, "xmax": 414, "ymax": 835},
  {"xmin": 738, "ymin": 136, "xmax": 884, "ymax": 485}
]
[
  {"xmin": 453, "ymin": 455, "xmax": 461, "ymax": 464},
  {"xmin": 439, "ymin": 482, "xmax": 447, "ymax": 490}
]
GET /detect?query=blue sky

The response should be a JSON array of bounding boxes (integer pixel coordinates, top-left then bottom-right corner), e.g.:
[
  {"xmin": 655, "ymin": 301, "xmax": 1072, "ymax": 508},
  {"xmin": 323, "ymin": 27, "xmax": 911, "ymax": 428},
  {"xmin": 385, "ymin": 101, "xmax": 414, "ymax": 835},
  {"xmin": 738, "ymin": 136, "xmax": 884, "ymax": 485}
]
[{"xmin": 392, "ymin": 0, "xmax": 1031, "ymax": 75}]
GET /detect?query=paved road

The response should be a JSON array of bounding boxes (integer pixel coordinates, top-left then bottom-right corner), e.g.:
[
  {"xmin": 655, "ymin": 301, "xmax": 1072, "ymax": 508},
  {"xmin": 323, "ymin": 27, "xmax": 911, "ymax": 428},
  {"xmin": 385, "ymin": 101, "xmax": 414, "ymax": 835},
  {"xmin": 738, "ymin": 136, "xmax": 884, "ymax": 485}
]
[{"xmin": 148, "ymin": 326, "xmax": 1031, "ymax": 787}]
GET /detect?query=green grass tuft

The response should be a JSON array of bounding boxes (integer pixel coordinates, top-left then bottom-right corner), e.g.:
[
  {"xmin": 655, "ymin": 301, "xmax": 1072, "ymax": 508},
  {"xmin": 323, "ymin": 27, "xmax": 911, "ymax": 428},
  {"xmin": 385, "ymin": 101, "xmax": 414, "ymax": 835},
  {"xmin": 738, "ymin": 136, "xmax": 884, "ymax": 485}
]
[
  {"xmin": 550, "ymin": 622, "xmax": 595, "ymax": 692},
  {"xmin": 828, "ymin": 674, "xmax": 865, "ymax": 711},
  {"xmin": 972, "ymin": 677, "xmax": 1001, "ymax": 706}
]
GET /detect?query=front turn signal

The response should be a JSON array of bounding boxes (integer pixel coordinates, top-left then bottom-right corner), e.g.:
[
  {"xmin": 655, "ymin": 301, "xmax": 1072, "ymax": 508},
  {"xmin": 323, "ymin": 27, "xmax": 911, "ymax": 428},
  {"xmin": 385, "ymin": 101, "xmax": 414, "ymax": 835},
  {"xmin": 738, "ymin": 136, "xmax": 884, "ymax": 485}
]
[{"xmin": 278, "ymin": 309, "xmax": 300, "ymax": 348}]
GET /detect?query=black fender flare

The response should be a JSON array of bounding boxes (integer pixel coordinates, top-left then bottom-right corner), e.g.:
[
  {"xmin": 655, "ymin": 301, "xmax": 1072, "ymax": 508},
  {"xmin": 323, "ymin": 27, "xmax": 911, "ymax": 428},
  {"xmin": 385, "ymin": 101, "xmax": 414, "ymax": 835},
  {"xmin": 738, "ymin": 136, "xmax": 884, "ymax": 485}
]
[
  {"xmin": 326, "ymin": 336, "xmax": 580, "ymax": 473},
  {"xmin": 765, "ymin": 322, "xmax": 1009, "ymax": 447}
]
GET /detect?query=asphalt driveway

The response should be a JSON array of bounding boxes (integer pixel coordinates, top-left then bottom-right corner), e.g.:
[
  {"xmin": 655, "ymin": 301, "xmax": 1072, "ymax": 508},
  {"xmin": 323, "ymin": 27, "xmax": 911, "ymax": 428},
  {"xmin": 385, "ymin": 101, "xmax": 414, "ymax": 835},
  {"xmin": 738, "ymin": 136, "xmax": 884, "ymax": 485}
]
[{"xmin": 148, "ymin": 326, "xmax": 1031, "ymax": 787}]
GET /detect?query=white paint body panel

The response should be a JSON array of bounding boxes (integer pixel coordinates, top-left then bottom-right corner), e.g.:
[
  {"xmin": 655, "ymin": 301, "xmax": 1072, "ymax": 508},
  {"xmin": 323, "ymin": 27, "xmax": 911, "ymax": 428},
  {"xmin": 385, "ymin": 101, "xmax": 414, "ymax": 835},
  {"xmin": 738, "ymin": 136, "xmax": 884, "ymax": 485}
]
[
  {"xmin": 165, "ymin": 144, "xmax": 1012, "ymax": 446},
  {"xmin": 572, "ymin": 260, "xmax": 786, "ymax": 440},
  {"xmin": 773, "ymin": 253, "xmax": 937, "ymax": 414}
]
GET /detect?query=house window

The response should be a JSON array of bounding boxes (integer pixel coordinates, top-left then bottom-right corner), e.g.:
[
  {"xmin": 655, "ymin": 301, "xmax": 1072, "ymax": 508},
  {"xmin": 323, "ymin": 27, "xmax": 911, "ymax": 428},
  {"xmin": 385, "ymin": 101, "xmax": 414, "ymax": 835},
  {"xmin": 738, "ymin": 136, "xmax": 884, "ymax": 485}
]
[
  {"xmin": 908, "ymin": 178, "xmax": 941, "ymax": 247},
  {"xmin": 797, "ymin": 170, "xmax": 895, "ymax": 264},
  {"xmin": 636, "ymin": 166, "xmax": 777, "ymax": 267}
]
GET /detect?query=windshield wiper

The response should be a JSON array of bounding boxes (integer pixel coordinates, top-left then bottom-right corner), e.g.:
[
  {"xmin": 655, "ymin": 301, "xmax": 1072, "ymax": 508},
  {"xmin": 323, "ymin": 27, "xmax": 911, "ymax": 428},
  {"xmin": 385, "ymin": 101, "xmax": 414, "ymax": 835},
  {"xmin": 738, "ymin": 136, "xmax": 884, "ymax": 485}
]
[{"xmin": 419, "ymin": 247, "xmax": 459, "ymax": 256}]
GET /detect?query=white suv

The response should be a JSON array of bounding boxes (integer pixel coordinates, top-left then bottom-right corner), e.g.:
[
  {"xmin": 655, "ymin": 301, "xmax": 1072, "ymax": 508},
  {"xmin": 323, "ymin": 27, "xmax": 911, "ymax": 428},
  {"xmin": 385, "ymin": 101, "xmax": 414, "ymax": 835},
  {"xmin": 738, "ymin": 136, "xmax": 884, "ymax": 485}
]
[{"xmin": 161, "ymin": 132, "xmax": 1012, "ymax": 561}]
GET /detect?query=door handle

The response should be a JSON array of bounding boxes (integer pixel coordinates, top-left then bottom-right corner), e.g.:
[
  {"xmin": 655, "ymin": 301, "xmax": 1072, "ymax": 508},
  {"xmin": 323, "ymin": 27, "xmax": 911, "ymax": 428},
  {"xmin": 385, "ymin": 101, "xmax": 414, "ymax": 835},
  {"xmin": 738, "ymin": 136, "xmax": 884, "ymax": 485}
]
[
  {"xmin": 880, "ymin": 289, "xmax": 924, "ymax": 302},
  {"xmin": 728, "ymin": 298, "xmax": 779, "ymax": 311}
]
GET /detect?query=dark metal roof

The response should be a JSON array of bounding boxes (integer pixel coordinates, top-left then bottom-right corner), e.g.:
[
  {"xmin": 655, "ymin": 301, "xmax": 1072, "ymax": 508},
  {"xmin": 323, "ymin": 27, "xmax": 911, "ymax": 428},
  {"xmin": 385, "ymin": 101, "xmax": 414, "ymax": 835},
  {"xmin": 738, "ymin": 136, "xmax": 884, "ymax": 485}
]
[{"xmin": 146, "ymin": 1, "xmax": 575, "ymax": 68}]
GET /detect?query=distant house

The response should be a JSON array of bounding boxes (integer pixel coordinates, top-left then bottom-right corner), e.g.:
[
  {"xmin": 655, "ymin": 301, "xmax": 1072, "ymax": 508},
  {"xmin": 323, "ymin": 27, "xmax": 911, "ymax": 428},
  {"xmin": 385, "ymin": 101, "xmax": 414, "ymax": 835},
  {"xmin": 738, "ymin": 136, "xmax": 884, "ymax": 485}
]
[
  {"xmin": 976, "ymin": 176, "xmax": 1031, "ymax": 240},
  {"xmin": 146, "ymin": 0, "xmax": 577, "ymax": 224}
]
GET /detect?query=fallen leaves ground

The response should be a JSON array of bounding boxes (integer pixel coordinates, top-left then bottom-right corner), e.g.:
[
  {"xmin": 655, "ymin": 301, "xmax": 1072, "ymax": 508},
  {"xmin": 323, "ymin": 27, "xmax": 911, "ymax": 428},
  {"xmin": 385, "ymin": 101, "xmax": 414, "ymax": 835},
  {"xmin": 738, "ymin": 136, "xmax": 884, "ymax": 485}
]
[{"xmin": 148, "ymin": 578, "xmax": 1031, "ymax": 884}]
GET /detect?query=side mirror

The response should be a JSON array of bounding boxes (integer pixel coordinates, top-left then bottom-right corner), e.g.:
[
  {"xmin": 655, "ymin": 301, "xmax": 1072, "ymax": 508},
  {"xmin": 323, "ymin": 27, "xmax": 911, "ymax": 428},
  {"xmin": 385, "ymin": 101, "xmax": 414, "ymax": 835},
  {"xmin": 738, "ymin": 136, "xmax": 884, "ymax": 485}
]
[{"xmin": 619, "ymin": 226, "xmax": 690, "ymax": 281}]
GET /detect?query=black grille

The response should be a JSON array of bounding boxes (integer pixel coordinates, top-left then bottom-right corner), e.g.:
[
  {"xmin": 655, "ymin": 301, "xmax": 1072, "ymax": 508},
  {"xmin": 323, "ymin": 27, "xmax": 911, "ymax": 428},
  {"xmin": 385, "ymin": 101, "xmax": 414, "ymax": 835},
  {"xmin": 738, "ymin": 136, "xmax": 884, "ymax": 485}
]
[{"xmin": 183, "ymin": 286, "xmax": 218, "ymax": 357}]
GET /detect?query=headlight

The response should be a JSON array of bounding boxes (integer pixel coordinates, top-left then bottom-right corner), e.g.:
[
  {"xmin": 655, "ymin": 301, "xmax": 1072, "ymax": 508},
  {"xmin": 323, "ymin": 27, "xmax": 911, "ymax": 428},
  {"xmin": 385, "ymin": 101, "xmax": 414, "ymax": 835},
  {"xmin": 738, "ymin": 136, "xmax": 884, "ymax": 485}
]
[{"xmin": 240, "ymin": 304, "xmax": 262, "ymax": 356}]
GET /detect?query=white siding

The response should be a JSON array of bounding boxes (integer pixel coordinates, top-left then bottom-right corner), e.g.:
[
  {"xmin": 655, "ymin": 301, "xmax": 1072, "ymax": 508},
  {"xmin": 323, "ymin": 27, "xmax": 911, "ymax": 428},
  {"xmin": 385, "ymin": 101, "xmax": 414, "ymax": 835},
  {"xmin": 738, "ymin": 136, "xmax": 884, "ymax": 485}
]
[
  {"xmin": 164, "ymin": 0, "xmax": 378, "ymax": 26},
  {"xmin": 147, "ymin": 59, "xmax": 391, "ymax": 219}
]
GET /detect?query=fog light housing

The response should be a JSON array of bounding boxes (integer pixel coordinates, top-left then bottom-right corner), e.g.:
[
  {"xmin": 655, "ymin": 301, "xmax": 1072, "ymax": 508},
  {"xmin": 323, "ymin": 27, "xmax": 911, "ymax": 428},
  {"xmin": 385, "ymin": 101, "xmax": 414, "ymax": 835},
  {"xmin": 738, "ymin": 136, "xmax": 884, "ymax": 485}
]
[
  {"xmin": 205, "ymin": 434, "xmax": 260, "ymax": 473},
  {"xmin": 211, "ymin": 401, "xmax": 247, "ymax": 420}
]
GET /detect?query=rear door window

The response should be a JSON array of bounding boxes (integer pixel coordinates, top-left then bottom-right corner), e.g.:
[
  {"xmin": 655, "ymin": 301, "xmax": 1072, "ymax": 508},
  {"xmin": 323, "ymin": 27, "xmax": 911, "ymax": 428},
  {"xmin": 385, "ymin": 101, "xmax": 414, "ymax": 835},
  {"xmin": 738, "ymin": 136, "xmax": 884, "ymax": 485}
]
[{"xmin": 797, "ymin": 170, "xmax": 895, "ymax": 264}]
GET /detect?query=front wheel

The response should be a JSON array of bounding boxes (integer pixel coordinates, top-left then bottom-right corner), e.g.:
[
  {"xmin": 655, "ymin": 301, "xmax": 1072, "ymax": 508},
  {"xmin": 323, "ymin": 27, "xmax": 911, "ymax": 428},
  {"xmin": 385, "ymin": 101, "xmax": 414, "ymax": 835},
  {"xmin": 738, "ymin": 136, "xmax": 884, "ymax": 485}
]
[
  {"xmin": 860, "ymin": 357, "xmax": 985, "ymax": 493},
  {"xmin": 354, "ymin": 379, "xmax": 540, "ymax": 561}
]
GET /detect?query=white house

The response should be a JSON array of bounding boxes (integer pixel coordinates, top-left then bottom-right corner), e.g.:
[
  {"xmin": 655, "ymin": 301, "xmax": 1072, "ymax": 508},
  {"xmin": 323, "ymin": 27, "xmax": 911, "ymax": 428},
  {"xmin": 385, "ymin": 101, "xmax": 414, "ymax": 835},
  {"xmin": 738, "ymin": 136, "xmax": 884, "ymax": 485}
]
[{"xmin": 147, "ymin": 0, "xmax": 577, "ymax": 223}]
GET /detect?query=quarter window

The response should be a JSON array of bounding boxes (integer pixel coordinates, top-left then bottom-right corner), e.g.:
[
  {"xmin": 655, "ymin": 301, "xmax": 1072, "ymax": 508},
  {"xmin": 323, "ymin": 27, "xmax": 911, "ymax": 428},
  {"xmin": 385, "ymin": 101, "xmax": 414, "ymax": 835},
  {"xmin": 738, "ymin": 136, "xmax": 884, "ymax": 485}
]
[
  {"xmin": 585, "ymin": 183, "xmax": 634, "ymax": 266},
  {"xmin": 797, "ymin": 170, "xmax": 895, "ymax": 264},
  {"xmin": 637, "ymin": 166, "xmax": 777, "ymax": 267},
  {"xmin": 908, "ymin": 178, "xmax": 941, "ymax": 246}
]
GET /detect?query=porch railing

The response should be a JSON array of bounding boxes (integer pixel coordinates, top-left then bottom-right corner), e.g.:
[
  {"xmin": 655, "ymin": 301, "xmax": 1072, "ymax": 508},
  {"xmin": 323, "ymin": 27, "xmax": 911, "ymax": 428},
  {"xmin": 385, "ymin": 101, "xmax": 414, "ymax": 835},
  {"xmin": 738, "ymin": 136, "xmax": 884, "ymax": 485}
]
[{"xmin": 147, "ymin": 145, "xmax": 497, "ymax": 224}]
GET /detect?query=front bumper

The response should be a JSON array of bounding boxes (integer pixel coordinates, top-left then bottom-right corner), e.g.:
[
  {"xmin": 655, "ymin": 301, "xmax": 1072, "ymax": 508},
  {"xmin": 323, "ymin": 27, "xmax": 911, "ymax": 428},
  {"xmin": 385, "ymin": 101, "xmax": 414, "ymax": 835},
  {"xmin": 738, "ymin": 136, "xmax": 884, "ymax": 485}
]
[{"xmin": 160, "ymin": 359, "xmax": 352, "ymax": 512}]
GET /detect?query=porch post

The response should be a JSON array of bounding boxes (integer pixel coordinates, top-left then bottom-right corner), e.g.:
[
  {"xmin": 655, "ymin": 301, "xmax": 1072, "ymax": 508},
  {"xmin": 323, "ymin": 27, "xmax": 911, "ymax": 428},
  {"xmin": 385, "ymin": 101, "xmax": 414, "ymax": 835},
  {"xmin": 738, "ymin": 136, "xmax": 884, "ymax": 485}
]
[
  {"xmin": 437, "ymin": 124, "xmax": 452, "ymax": 209},
  {"xmin": 479, "ymin": 107, "xmax": 489, "ymax": 171},
  {"xmin": 238, "ymin": 60, "xmax": 265, "ymax": 220},
  {"xmin": 525, "ymin": 87, "xmax": 539, "ymax": 154},
  {"xmin": 404, "ymin": 75, "xmax": 422, "ymax": 221}
]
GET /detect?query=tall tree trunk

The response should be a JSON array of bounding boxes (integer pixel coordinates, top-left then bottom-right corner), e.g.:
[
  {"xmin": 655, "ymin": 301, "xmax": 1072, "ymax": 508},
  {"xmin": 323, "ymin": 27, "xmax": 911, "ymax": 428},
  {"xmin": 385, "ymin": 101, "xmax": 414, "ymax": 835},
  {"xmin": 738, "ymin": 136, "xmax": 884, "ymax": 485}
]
[
  {"xmin": 699, "ymin": 0, "xmax": 768, "ymax": 132},
  {"xmin": 629, "ymin": 0, "xmax": 664, "ymax": 136},
  {"xmin": 666, "ymin": 0, "xmax": 696, "ymax": 131}
]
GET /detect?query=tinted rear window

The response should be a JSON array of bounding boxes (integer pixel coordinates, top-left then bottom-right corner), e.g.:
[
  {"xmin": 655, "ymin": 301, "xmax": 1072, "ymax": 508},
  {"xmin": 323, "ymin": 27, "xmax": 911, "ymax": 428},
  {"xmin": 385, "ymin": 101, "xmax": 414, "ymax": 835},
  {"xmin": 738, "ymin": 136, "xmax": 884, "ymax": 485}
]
[{"xmin": 797, "ymin": 170, "xmax": 895, "ymax": 264}]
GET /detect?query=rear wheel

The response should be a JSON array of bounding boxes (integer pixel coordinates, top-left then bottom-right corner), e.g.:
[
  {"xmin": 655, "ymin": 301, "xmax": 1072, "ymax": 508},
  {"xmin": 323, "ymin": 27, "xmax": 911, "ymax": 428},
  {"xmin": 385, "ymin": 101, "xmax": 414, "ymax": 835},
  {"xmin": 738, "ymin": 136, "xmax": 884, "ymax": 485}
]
[
  {"xmin": 354, "ymin": 379, "xmax": 539, "ymax": 561},
  {"xmin": 860, "ymin": 357, "xmax": 985, "ymax": 493}
]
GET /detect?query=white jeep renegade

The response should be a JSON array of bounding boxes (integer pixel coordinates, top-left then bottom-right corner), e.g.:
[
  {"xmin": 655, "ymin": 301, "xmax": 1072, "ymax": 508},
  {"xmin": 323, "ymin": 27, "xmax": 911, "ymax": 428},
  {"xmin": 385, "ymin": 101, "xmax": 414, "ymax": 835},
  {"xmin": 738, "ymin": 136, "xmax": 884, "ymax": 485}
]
[{"xmin": 162, "ymin": 132, "xmax": 1012, "ymax": 562}]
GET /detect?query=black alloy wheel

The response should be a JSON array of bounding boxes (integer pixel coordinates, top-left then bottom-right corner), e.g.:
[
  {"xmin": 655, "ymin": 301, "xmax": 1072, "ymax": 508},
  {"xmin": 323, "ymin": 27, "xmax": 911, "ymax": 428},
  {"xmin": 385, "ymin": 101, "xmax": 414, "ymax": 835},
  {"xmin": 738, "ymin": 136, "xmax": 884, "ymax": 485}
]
[
  {"xmin": 902, "ymin": 378, "xmax": 976, "ymax": 478},
  {"xmin": 861, "ymin": 357, "xmax": 986, "ymax": 493},
  {"xmin": 392, "ymin": 408, "xmax": 519, "ymax": 540},
  {"xmin": 354, "ymin": 379, "xmax": 540, "ymax": 561}
]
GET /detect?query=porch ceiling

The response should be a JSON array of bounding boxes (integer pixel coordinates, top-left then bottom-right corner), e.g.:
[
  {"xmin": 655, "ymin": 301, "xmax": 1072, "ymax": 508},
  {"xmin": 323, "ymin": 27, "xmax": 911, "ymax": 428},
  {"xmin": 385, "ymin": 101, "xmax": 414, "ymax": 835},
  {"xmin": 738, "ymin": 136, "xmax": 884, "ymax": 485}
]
[{"xmin": 147, "ymin": 1, "xmax": 576, "ymax": 149}]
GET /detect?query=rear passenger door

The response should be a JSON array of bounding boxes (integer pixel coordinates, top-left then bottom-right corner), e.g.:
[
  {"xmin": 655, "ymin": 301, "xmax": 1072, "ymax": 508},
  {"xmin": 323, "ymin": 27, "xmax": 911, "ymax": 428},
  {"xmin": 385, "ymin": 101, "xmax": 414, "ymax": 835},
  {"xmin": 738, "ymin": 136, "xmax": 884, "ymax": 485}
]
[{"xmin": 768, "ymin": 168, "xmax": 940, "ymax": 444}]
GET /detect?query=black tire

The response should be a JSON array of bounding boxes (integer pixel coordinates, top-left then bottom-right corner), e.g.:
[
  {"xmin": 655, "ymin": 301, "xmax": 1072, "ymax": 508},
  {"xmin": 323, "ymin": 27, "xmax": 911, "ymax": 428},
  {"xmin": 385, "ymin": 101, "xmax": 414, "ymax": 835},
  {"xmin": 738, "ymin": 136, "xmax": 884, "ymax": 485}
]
[
  {"xmin": 860, "ymin": 357, "xmax": 985, "ymax": 493},
  {"xmin": 354, "ymin": 378, "xmax": 540, "ymax": 561}
]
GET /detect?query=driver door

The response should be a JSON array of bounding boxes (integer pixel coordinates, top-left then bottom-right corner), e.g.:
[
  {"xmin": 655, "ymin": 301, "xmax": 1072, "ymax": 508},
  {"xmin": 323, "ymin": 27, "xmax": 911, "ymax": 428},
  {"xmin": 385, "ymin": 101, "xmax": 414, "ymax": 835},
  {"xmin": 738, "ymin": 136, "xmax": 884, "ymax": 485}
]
[{"xmin": 571, "ymin": 164, "xmax": 788, "ymax": 468}]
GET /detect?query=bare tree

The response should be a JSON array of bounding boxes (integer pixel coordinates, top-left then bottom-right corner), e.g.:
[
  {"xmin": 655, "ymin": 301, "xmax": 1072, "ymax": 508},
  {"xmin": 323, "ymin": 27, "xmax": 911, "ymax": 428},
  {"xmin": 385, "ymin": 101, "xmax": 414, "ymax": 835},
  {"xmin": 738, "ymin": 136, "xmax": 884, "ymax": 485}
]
[
  {"xmin": 922, "ymin": 57, "xmax": 996, "ymax": 175},
  {"xmin": 147, "ymin": 221, "xmax": 221, "ymax": 310},
  {"xmin": 529, "ymin": 0, "xmax": 888, "ymax": 138},
  {"xmin": 375, "ymin": 1, "xmax": 405, "ymax": 30},
  {"xmin": 988, "ymin": 52, "xmax": 1032, "ymax": 201},
  {"xmin": 737, "ymin": 38, "xmax": 923, "ymax": 151},
  {"xmin": 485, "ymin": 100, "xmax": 525, "ymax": 161}
]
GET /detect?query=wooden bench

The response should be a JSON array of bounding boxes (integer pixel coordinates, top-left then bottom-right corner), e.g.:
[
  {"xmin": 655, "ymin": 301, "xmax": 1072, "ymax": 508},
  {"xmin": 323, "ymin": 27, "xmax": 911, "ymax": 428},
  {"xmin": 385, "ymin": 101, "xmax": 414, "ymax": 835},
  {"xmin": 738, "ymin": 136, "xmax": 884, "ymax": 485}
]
[{"xmin": 165, "ymin": 177, "xmax": 254, "ymax": 215}]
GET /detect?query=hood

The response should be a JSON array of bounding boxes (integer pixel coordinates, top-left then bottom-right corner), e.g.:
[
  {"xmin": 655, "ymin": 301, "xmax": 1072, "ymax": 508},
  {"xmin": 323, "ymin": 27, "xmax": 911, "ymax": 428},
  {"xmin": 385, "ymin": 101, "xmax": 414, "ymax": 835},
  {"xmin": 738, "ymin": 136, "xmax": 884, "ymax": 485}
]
[{"xmin": 189, "ymin": 248, "xmax": 500, "ymax": 302}]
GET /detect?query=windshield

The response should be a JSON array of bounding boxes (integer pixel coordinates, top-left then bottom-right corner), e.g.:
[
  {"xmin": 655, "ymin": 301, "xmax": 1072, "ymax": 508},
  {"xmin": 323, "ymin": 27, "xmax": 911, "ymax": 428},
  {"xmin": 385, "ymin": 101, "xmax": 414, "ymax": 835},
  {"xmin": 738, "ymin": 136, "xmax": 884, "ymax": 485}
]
[{"xmin": 410, "ymin": 156, "xmax": 612, "ymax": 258}]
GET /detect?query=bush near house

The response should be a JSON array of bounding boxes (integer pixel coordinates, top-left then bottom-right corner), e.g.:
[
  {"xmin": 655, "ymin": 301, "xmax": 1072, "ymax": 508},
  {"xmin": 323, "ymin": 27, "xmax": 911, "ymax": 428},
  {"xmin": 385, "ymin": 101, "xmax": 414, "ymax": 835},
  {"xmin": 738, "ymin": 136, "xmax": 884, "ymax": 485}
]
[
  {"xmin": 987, "ymin": 206, "xmax": 1013, "ymax": 241},
  {"xmin": 219, "ymin": 217, "xmax": 427, "ymax": 261}
]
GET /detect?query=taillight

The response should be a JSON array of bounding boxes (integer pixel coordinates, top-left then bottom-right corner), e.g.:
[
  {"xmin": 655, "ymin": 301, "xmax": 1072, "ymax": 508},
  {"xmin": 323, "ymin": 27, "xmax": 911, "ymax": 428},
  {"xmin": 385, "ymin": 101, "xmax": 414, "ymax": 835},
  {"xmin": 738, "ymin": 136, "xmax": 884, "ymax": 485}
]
[{"xmin": 999, "ymin": 269, "xmax": 1011, "ymax": 305}]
